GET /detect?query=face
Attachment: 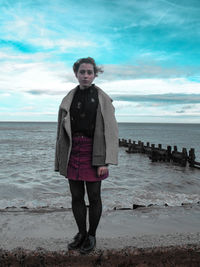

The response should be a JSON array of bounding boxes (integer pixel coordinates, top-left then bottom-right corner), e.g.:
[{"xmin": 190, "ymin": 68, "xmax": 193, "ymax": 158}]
[{"xmin": 76, "ymin": 63, "xmax": 95, "ymax": 89}]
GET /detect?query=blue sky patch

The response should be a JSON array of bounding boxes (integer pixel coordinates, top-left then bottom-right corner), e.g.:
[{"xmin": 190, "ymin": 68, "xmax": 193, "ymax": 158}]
[{"xmin": 0, "ymin": 0, "xmax": 200, "ymax": 122}]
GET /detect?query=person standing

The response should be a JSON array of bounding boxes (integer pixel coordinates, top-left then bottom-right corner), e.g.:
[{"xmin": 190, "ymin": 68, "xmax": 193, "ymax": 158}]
[{"xmin": 55, "ymin": 57, "xmax": 118, "ymax": 254}]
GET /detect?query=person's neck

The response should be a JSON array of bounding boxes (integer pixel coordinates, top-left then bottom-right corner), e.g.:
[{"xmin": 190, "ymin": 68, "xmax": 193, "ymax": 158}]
[
  {"xmin": 79, "ymin": 86, "xmax": 87, "ymax": 90},
  {"xmin": 79, "ymin": 84, "xmax": 93, "ymax": 90}
]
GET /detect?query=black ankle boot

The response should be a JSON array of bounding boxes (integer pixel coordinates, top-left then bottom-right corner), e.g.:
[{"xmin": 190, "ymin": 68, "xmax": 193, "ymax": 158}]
[
  {"xmin": 68, "ymin": 232, "xmax": 87, "ymax": 250},
  {"xmin": 79, "ymin": 234, "xmax": 96, "ymax": 254}
]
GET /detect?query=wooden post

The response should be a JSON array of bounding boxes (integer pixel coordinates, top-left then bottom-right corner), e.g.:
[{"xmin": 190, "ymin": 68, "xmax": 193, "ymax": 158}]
[
  {"xmin": 172, "ymin": 146, "xmax": 177, "ymax": 163},
  {"xmin": 120, "ymin": 139, "xmax": 200, "ymax": 169},
  {"xmin": 167, "ymin": 146, "xmax": 171, "ymax": 162},
  {"xmin": 141, "ymin": 142, "xmax": 145, "ymax": 153},
  {"xmin": 188, "ymin": 148, "xmax": 195, "ymax": 167},
  {"xmin": 124, "ymin": 139, "xmax": 128, "ymax": 147},
  {"xmin": 150, "ymin": 144, "xmax": 157, "ymax": 162},
  {"xmin": 181, "ymin": 148, "xmax": 187, "ymax": 167},
  {"xmin": 144, "ymin": 142, "xmax": 151, "ymax": 154}
]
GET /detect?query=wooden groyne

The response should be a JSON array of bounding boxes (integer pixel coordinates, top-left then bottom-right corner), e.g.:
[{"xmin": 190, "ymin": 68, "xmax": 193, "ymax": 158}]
[{"xmin": 119, "ymin": 139, "xmax": 200, "ymax": 169}]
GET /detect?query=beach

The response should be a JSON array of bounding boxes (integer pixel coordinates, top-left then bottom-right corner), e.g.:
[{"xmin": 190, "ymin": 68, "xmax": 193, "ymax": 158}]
[
  {"xmin": 1, "ymin": 122, "xmax": 200, "ymax": 265},
  {"xmin": 1, "ymin": 204, "xmax": 200, "ymax": 266}
]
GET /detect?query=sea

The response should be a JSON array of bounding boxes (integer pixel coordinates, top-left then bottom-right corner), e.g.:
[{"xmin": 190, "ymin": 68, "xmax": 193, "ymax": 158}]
[{"xmin": 0, "ymin": 122, "xmax": 200, "ymax": 212}]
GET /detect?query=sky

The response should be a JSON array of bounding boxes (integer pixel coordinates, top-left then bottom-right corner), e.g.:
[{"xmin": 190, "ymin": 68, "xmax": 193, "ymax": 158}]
[{"xmin": 0, "ymin": 0, "xmax": 200, "ymax": 123}]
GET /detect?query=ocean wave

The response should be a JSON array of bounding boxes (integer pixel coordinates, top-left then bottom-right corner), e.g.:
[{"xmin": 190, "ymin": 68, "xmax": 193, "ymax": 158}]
[{"xmin": 1, "ymin": 201, "xmax": 200, "ymax": 214}]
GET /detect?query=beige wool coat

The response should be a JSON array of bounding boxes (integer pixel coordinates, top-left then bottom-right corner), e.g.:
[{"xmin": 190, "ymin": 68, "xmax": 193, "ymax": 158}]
[{"xmin": 54, "ymin": 85, "xmax": 118, "ymax": 177}]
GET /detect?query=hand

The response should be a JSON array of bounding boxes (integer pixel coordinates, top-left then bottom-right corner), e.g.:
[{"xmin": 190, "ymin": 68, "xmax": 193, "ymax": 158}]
[{"xmin": 97, "ymin": 166, "xmax": 108, "ymax": 177}]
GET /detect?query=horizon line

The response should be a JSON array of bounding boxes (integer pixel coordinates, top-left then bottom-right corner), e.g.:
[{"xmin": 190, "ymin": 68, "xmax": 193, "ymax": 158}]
[{"xmin": 0, "ymin": 121, "xmax": 200, "ymax": 125}]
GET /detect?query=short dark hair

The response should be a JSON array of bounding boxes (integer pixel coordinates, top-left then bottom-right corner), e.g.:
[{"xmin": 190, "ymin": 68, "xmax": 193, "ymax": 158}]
[{"xmin": 73, "ymin": 57, "xmax": 103, "ymax": 77}]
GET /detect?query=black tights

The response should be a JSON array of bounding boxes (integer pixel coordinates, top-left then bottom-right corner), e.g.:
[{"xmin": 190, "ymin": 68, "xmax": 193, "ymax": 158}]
[{"xmin": 68, "ymin": 179, "xmax": 102, "ymax": 237}]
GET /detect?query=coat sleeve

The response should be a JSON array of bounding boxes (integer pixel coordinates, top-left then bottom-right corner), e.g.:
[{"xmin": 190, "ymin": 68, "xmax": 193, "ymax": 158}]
[
  {"xmin": 92, "ymin": 90, "xmax": 118, "ymax": 166},
  {"xmin": 54, "ymin": 108, "xmax": 62, "ymax": 171},
  {"xmin": 92, "ymin": 104, "xmax": 106, "ymax": 166},
  {"xmin": 100, "ymin": 93, "xmax": 118, "ymax": 165}
]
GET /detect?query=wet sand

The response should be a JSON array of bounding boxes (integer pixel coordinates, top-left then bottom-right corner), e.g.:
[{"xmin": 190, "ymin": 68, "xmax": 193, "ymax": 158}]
[{"xmin": 0, "ymin": 204, "xmax": 200, "ymax": 266}]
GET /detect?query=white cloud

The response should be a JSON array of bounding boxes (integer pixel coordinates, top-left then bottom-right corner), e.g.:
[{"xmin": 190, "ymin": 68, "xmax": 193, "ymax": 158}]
[
  {"xmin": 29, "ymin": 38, "xmax": 97, "ymax": 51},
  {"xmin": 19, "ymin": 106, "xmax": 35, "ymax": 111},
  {"xmin": 1, "ymin": 55, "xmax": 199, "ymax": 99},
  {"xmin": 100, "ymin": 78, "xmax": 200, "ymax": 95},
  {"xmin": 113, "ymin": 101, "xmax": 137, "ymax": 110},
  {"xmin": 0, "ymin": 60, "xmax": 75, "ymax": 94},
  {"xmin": 100, "ymin": 64, "xmax": 199, "ymax": 81},
  {"xmin": 0, "ymin": 50, "xmax": 50, "ymax": 61}
]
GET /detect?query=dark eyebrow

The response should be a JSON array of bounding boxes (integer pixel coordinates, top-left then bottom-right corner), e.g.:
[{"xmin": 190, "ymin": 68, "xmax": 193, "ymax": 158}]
[{"xmin": 79, "ymin": 70, "xmax": 94, "ymax": 74}]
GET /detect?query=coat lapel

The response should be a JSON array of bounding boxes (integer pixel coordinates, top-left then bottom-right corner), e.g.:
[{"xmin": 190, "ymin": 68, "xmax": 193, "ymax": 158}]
[
  {"xmin": 60, "ymin": 87, "xmax": 78, "ymax": 112},
  {"xmin": 59, "ymin": 87, "xmax": 78, "ymax": 142}
]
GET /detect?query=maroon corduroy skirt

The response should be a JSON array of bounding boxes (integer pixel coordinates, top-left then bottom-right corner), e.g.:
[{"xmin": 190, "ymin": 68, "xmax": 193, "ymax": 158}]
[{"xmin": 66, "ymin": 136, "xmax": 109, "ymax": 182}]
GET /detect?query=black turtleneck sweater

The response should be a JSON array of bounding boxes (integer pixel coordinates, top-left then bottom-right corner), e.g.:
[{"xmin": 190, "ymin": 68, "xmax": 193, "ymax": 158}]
[{"xmin": 70, "ymin": 85, "xmax": 99, "ymax": 137}]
